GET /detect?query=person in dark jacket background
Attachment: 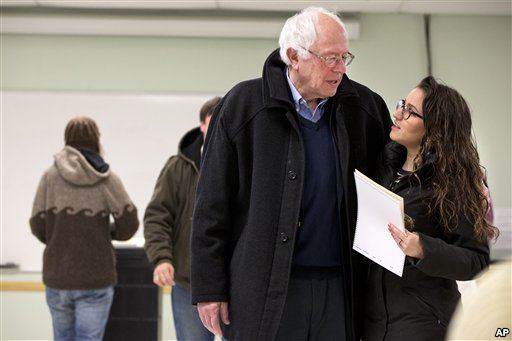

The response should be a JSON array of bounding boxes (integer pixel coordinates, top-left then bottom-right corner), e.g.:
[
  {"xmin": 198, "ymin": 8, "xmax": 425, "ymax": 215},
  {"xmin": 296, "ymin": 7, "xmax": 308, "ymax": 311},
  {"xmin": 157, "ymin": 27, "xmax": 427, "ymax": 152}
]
[
  {"xmin": 144, "ymin": 97, "xmax": 220, "ymax": 341},
  {"xmin": 30, "ymin": 116, "xmax": 139, "ymax": 341},
  {"xmin": 364, "ymin": 76, "xmax": 499, "ymax": 341},
  {"xmin": 191, "ymin": 7, "xmax": 391, "ymax": 341}
]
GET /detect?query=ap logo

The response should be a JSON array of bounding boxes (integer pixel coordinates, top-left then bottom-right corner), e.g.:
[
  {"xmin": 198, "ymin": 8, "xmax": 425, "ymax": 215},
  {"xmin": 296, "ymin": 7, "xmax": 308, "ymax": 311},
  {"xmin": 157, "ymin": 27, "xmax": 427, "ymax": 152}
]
[{"xmin": 495, "ymin": 328, "xmax": 510, "ymax": 337}]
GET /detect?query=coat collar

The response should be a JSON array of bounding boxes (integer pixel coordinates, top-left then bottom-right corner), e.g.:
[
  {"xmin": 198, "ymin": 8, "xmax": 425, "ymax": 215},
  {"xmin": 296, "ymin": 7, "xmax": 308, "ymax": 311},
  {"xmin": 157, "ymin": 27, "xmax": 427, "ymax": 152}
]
[
  {"xmin": 261, "ymin": 49, "xmax": 360, "ymax": 111},
  {"xmin": 261, "ymin": 49, "xmax": 293, "ymax": 110}
]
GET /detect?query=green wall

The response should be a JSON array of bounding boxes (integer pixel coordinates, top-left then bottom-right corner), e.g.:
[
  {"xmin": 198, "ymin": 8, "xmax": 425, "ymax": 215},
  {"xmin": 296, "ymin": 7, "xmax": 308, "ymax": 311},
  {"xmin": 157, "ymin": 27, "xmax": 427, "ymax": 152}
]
[
  {"xmin": 1, "ymin": 34, "xmax": 277, "ymax": 93},
  {"xmin": 430, "ymin": 15, "xmax": 511, "ymax": 207},
  {"xmin": 2, "ymin": 13, "xmax": 509, "ymax": 207}
]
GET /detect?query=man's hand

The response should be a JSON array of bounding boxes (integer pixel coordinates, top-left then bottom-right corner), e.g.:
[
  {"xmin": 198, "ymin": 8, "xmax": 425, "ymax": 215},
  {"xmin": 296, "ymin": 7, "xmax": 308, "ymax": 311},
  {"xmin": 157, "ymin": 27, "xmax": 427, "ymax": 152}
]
[
  {"xmin": 153, "ymin": 262, "xmax": 175, "ymax": 287},
  {"xmin": 197, "ymin": 301, "xmax": 230, "ymax": 336}
]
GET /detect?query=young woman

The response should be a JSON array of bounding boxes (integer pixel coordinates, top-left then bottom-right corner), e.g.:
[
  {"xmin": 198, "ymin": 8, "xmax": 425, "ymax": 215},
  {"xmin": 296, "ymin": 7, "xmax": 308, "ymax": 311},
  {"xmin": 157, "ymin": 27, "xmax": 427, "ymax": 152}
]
[
  {"xmin": 30, "ymin": 116, "xmax": 139, "ymax": 341},
  {"xmin": 364, "ymin": 76, "xmax": 498, "ymax": 341}
]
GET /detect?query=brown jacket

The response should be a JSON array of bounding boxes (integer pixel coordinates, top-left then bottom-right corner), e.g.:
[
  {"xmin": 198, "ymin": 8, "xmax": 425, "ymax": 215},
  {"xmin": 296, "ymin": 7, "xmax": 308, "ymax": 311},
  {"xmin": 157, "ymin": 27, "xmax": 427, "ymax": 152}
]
[
  {"xmin": 30, "ymin": 146, "xmax": 139, "ymax": 289},
  {"xmin": 143, "ymin": 127, "xmax": 202, "ymax": 289}
]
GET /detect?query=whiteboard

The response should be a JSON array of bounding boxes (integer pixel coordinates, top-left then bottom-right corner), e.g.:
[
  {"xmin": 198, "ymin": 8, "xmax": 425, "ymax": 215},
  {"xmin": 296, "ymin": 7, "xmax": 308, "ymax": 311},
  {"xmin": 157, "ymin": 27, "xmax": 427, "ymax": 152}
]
[{"xmin": 1, "ymin": 91, "xmax": 216, "ymax": 271}]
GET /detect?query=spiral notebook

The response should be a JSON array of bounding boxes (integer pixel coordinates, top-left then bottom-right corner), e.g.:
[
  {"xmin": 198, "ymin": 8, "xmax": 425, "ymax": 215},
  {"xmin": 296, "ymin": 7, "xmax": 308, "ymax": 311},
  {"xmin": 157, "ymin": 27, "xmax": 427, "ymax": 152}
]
[{"xmin": 352, "ymin": 170, "xmax": 406, "ymax": 277}]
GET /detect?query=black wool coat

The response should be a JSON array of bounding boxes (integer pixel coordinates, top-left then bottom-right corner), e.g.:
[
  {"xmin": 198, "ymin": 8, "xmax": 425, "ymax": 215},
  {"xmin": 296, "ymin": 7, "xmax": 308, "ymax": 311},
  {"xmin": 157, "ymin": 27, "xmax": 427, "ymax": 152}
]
[
  {"xmin": 364, "ymin": 142, "xmax": 490, "ymax": 341},
  {"xmin": 191, "ymin": 49, "xmax": 392, "ymax": 341}
]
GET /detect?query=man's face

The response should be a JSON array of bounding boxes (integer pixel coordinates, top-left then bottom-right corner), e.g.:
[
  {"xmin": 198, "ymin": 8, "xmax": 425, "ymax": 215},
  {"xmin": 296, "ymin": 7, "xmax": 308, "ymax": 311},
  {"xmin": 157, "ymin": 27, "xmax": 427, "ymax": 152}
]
[{"xmin": 288, "ymin": 15, "xmax": 349, "ymax": 102}]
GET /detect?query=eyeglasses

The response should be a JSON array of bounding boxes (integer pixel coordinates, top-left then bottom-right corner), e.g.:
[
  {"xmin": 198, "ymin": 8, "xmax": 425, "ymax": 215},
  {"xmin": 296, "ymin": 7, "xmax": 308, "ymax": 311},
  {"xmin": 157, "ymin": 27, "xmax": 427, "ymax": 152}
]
[
  {"xmin": 396, "ymin": 99, "xmax": 424, "ymax": 120},
  {"xmin": 299, "ymin": 46, "xmax": 355, "ymax": 67}
]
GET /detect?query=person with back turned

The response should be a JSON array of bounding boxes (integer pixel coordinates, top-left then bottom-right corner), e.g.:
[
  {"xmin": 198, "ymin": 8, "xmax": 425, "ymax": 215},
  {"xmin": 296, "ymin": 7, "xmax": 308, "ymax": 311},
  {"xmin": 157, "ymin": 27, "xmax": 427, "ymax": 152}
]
[{"xmin": 30, "ymin": 116, "xmax": 139, "ymax": 341}]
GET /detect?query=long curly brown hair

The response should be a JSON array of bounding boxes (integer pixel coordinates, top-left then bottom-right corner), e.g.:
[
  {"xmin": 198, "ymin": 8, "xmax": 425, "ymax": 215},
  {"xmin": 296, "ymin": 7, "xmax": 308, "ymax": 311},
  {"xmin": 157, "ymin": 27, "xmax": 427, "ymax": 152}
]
[{"xmin": 414, "ymin": 76, "xmax": 498, "ymax": 242}]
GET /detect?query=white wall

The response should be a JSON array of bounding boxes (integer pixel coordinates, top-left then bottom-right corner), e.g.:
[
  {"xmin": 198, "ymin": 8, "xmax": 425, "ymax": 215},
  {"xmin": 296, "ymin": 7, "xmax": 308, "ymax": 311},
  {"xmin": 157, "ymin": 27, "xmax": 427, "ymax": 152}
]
[{"xmin": 2, "ymin": 91, "xmax": 214, "ymax": 271}]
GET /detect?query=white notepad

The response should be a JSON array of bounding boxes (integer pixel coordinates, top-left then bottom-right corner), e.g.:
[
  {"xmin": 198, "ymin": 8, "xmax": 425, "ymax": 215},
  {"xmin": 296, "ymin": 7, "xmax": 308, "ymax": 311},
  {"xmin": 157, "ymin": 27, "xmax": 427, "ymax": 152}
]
[{"xmin": 352, "ymin": 170, "xmax": 406, "ymax": 277}]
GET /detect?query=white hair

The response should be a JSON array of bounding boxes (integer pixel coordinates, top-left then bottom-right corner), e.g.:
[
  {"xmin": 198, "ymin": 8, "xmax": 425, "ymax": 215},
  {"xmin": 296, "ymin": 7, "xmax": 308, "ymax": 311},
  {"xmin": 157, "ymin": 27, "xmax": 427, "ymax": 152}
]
[{"xmin": 279, "ymin": 7, "xmax": 347, "ymax": 66}]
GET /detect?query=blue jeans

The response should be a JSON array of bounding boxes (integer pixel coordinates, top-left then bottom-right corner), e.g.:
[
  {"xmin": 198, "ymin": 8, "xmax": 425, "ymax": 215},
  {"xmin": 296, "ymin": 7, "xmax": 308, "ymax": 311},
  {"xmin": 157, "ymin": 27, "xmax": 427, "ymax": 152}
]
[
  {"xmin": 46, "ymin": 286, "xmax": 114, "ymax": 341},
  {"xmin": 171, "ymin": 283, "xmax": 215, "ymax": 341}
]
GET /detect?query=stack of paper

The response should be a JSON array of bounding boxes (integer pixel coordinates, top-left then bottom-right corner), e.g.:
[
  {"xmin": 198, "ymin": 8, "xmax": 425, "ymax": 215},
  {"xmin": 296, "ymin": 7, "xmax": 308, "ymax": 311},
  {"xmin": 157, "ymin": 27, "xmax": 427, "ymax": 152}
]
[{"xmin": 352, "ymin": 170, "xmax": 406, "ymax": 277}]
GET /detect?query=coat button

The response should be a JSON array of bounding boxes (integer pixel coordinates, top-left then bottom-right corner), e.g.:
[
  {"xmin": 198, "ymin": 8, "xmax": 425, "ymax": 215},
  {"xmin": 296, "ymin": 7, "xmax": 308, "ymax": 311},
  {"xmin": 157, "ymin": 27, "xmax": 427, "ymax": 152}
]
[
  {"xmin": 280, "ymin": 232, "xmax": 289, "ymax": 242},
  {"xmin": 288, "ymin": 171, "xmax": 297, "ymax": 180}
]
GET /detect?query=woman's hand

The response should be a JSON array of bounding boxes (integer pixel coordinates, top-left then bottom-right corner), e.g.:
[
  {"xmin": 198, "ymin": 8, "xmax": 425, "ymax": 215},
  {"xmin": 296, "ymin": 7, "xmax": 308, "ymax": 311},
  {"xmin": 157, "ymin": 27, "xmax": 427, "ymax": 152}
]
[{"xmin": 388, "ymin": 223, "xmax": 424, "ymax": 259}]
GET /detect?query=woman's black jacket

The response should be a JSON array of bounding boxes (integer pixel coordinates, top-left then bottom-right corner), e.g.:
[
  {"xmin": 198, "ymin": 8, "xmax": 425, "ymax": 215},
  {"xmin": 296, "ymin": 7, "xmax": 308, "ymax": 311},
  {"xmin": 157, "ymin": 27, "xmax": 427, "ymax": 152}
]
[{"xmin": 364, "ymin": 142, "xmax": 490, "ymax": 341}]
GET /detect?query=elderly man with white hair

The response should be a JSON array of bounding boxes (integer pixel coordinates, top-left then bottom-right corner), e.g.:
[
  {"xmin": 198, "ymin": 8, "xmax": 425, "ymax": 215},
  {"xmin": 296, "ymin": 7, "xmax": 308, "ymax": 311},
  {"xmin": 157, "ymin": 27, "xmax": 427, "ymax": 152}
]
[{"xmin": 191, "ymin": 6, "xmax": 392, "ymax": 341}]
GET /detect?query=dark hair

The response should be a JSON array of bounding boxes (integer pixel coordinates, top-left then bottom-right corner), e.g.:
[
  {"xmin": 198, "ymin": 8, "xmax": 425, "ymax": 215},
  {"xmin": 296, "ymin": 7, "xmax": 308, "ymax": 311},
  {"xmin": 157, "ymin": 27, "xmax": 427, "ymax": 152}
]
[
  {"xmin": 64, "ymin": 116, "xmax": 101, "ymax": 153},
  {"xmin": 414, "ymin": 76, "xmax": 498, "ymax": 241},
  {"xmin": 200, "ymin": 96, "xmax": 221, "ymax": 123}
]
